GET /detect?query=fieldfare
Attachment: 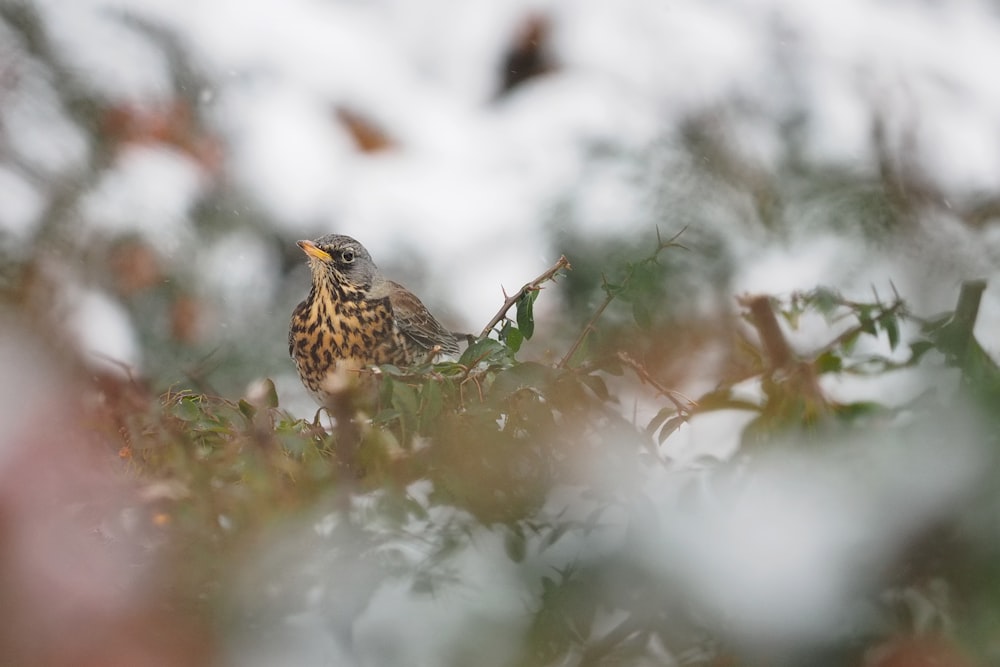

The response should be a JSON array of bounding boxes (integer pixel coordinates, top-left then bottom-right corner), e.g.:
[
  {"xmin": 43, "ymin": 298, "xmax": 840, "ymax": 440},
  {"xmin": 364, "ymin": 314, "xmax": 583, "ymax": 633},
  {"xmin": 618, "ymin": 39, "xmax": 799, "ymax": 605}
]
[{"xmin": 289, "ymin": 234, "xmax": 459, "ymax": 407}]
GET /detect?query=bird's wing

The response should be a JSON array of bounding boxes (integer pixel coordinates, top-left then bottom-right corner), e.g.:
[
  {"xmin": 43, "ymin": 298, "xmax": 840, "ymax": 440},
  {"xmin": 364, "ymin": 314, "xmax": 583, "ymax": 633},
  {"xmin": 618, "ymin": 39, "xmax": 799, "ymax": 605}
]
[{"xmin": 387, "ymin": 281, "xmax": 461, "ymax": 355}]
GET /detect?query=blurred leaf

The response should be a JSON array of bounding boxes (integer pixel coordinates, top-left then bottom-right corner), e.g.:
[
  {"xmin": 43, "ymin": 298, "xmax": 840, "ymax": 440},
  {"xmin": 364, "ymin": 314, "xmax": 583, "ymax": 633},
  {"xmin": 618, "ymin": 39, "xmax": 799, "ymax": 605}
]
[
  {"xmin": 858, "ymin": 309, "xmax": 877, "ymax": 336},
  {"xmin": 260, "ymin": 378, "xmax": 280, "ymax": 408},
  {"xmin": 238, "ymin": 399, "xmax": 256, "ymax": 420},
  {"xmin": 504, "ymin": 525, "xmax": 527, "ymax": 562},
  {"xmin": 657, "ymin": 415, "xmax": 687, "ymax": 444},
  {"xmin": 490, "ymin": 362, "xmax": 551, "ymax": 404},
  {"xmin": 811, "ymin": 287, "xmax": 840, "ymax": 317},
  {"xmin": 815, "ymin": 350, "xmax": 843, "ymax": 374},
  {"xmin": 833, "ymin": 401, "xmax": 888, "ymax": 422},
  {"xmin": 172, "ymin": 395, "xmax": 203, "ymax": 422},
  {"xmin": 695, "ymin": 387, "xmax": 760, "ymax": 413},
  {"xmin": 391, "ymin": 381, "xmax": 419, "ymax": 416},
  {"xmin": 419, "ymin": 379, "xmax": 443, "ymax": 430},
  {"xmin": 580, "ymin": 373, "xmax": 610, "ymax": 401},
  {"xmin": 645, "ymin": 406, "xmax": 675, "ymax": 436},
  {"xmin": 883, "ymin": 315, "xmax": 900, "ymax": 350},
  {"xmin": 632, "ymin": 298, "xmax": 653, "ymax": 329}
]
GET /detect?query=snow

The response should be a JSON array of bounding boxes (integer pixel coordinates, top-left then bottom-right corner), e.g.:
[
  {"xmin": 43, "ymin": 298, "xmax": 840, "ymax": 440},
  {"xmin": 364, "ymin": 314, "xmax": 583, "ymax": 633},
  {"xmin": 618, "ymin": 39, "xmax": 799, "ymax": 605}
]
[{"xmin": 4, "ymin": 0, "xmax": 1000, "ymax": 662}]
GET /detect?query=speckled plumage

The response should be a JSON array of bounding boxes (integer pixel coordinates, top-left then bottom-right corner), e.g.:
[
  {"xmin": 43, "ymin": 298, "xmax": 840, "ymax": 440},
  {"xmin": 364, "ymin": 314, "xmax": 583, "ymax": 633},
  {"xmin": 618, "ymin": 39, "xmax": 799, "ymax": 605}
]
[{"xmin": 289, "ymin": 234, "xmax": 459, "ymax": 406}]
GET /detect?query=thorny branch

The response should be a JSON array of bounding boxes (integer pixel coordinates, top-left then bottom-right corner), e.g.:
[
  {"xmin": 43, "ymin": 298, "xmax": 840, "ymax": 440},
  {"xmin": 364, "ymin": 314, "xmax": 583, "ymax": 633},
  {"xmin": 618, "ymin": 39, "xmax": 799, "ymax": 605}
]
[
  {"xmin": 478, "ymin": 255, "xmax": 571, "ymax": 338},
  {"xmin": 616, "ymin": 352, "xmax": 694, "ymax": 415}
]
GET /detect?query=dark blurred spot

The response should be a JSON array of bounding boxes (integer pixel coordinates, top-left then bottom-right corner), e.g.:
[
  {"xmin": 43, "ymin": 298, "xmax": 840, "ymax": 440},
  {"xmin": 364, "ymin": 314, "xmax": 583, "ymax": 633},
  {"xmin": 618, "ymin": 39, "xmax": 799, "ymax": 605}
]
[{"xmin": 498, "ymin": 14, "xmax": 556, "ymax": 96}]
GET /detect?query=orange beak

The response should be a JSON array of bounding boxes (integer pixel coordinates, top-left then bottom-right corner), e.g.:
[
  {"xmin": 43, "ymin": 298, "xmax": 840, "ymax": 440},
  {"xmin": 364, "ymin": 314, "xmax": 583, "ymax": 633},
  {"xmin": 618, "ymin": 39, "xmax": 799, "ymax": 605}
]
[{"xmin": 297, "ymin": 240, "xmax": 332, "ymax": 262}]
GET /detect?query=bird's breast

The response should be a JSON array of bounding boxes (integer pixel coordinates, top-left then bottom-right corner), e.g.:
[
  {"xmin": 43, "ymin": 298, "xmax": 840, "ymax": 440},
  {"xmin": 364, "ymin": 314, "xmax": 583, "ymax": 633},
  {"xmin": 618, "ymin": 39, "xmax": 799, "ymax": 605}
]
[{"xmin": 289, "ymin": 287, "xmax": 414, "ymax": 399}]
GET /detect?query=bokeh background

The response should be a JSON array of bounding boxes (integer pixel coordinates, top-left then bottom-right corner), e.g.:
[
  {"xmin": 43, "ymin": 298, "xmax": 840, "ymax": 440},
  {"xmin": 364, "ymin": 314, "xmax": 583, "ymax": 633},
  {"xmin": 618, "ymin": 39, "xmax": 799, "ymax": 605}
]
[
  {"xmin": 4, "ymin": 0, "xmax": 999, "ymax": 409},
  {"xmin": 2, "ymin": 0, "xmax": 1000, "ymax": 665}
]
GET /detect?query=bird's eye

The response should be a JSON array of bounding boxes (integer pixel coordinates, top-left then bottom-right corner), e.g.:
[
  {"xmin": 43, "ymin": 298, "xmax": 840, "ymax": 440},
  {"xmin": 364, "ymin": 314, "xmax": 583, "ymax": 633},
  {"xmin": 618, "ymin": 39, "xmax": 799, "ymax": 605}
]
[{"xmin": 342, "ymin": 250, "xmax": 355, "ymax": 263}]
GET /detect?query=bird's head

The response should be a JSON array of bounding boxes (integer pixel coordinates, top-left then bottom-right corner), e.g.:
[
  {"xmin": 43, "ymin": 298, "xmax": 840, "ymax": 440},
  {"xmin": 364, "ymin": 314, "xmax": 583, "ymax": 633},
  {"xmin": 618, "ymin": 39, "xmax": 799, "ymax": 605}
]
[{"xmin": 297, "ymin": 234, "xmax": 379, "ymax": 292}]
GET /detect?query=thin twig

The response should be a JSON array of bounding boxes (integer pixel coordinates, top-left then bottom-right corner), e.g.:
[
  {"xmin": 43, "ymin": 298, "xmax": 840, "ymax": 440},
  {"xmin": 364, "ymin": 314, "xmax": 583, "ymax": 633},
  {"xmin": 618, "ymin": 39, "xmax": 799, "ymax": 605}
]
[
  {"xmin": 558, "ymin": 226, "xmax": 688, "ymax": 368},
  {"xmin": 616, "ymin": 352, "xmax": 694, "ymax": 414},
  {"xmin": 824, "ymin": 296, "xmax": 905, "ymax": 352},
  {"xmin": 558, "ymin": 285, "xmax": 615, "ymax": 369},
  {"xmin": 478, "ymin": 255, "xmax": 571, "ymax": 338}
]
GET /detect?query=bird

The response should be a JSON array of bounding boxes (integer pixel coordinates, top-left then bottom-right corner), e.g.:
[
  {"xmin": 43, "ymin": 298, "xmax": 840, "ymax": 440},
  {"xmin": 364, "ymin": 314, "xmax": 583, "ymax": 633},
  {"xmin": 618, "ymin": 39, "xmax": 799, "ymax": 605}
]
[{"xmin": 288, "ymin": 234, "xmax": 460, "ymax": 408}]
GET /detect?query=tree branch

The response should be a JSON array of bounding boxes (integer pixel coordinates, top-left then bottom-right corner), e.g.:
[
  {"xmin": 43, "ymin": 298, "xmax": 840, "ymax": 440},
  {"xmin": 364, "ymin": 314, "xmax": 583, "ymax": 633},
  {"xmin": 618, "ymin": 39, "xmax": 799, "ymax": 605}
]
[
  {"xmin": 746, "ymin": 295, "xmax": 794, "ymax": 369},
  {"xmin": 478, "ymin": 255, "xmax": 571, "ymax": 338},
  {"xmin": 616, "ymin": 352, "xmax": 694, "ymax": 414}
]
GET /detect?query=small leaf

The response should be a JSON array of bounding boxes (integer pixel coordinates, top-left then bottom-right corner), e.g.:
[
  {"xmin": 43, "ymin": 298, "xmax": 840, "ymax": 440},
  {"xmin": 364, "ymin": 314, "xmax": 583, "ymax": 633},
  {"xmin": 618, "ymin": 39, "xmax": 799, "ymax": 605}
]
[
  {"xmin": 372, "ymin": 408, "xmax": 401, "ymax": 426},
  {"xmin": 632, "ymin": 298, "xmax": 653, "ymax": 330},
  {"xmin": 459, "ymin": 338, "xmax": 506, "ymax": 366},
  {"xmin": 841, "ymin": 330, "xmax": 861, "ymax": 355},
  {"xmin": 814, "ymin": 350, "xmax": 843, "ymax": 373},
  {"xmin": 580, "ymin": 373, "xmax": 610, "ymax": 401},
  {"xmin": 238, "ymin": 399, "xmax": 257, "ymax": 420},
  {"xmin": 834, "ymin": 401, "xmax": 888, "ymax": 422},
  {"xmin": 657, "ymin": 415, "xmax": 687, "ymax": 444},
  {"xmin": 781, "ymin": 308, "xmax": 801, "ymax": 330},
  {"xmin": 391, "ymin": 381, "xmax": 419, "ymax": 416},
  {"xmin": 858, "ymin": 309, "xmax": 877, "ymax": 336},
  {"xmin": 516, "ymin": 290, "xmax": 539, "ymax": 339},
  {"xmin": 500, "ymin": 320, "xmax": 523, "ymax": 352},
  {"xmin": 883, "ymin": 316, "xmax": 900, "ymax": 351},
  {"xmin": 419, "ymin": 379, "xmax": 443, "ymax": 427},
  {"xmin": 540, "ymin": 523, "xmax": 571, "ymax": 551},
  {"xmin": 645, "ymin": 406, "xmax": 675, "ymax": 436},
  {"xmin": 261, "ymin": 378, "xmax": 280, "ymax": 408},
  {"xmin": 173, "ymin": 396, "xmax": 202, "ymax": 422},
  {"xmin": 504, "ymin": 526, "xmax": 526, "ymax": 562},
  {"xmin": 811, "ymin": 287, "xmax": 840, "ymax": 316}
]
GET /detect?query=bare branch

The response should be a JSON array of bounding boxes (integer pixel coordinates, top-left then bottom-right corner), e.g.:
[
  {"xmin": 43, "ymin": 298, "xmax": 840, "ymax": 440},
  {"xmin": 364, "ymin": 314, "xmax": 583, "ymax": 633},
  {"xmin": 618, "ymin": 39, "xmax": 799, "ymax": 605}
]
[
  {"xmin": 745, "ymin": 295, "xmax": 794, "ymax": 369},
  {"xmin": 616, "ymin": 352, "xmax": 694, "ymax": 414},
  {"xmin": 478, "ymin": 255, "xmax": 571, "ymax": 338}
]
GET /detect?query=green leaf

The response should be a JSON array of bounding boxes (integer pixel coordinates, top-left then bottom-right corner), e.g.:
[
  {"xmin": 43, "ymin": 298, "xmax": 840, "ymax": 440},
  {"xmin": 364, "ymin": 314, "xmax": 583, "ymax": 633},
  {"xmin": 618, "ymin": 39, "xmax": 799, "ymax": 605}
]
[
  {"xmin": 490, "ymin": 363, "xmax": 550, "ymax": 404},
  {"xmin": 811, "ymin": 287, "xmax": 840, "ymax": 317},
  {"xmin": 883, "ymin": 316, "xmax": 900, "ymax": 351},
  {"xmin": 500, "ymin": 320, "xmax": 523, "ymax": 353},
  {"xmin": 459, "ymin": 337, "xmax": 507, "ymax": 366},
  {"xmin": 372, "ymin": 408, "xmax": 401, "ymax": 426},
  {"xmin": 419, "ymin": 379, "xmax": 443, "ymax": 427},
  {"xmin": 580, "ymin": 373, "xmax": 610, "ymax": 401},
  {"xmin": 238, "ymin": 399, "xmax": 257, "ymax": 420},
  {"xmin": 841, "ymin": 329, "xmax": 860, "ymax": 355},
  {"xmin": 260, "ymin": 378, "xmax": 280, "ymax": 408},
  {"xmin": 173, "ymin": 395, "xmax": 202, "ymax": 422},
  {"xmin": 516, "ymin": 290, "xmax": 539, "ymax": 339},
  {"xmin": 645, "ymin": 406, "xmax": 675, "ymax": 436},
  {"xmin": 814, "ymin": 350, "xmax": 843, "ymax": 374},
  {"xmin": 632, "ymin": 298, "xmax": 653, "ymax": 329},
  {"xmin": 858, "ymin": 309, "xmax": 877, "ymax": 336},
  {"xmin": 504, "ymin": 525, "xmax": 526, "ymax": 562},
  {"xmin": 539, "ymin": 523, "xmax": 571, "ymax": 551},
  {"xmin": 391, "ymin": 381, "xmax": 419, "ymax": 417},
  {"xmin": 657, "ymin": 415, "xmax": 687, "ymax": 444},
  {"xmin": 833, "ymin": 401, "xmax": 888, "ymax": 422}
]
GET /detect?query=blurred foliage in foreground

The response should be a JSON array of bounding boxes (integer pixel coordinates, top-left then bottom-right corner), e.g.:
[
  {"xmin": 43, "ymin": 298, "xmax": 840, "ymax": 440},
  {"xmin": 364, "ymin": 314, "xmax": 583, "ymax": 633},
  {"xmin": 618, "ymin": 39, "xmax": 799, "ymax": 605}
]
[{"xmin": 3, "ymin": 234, "xmax": 999, "ymax": 667}]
